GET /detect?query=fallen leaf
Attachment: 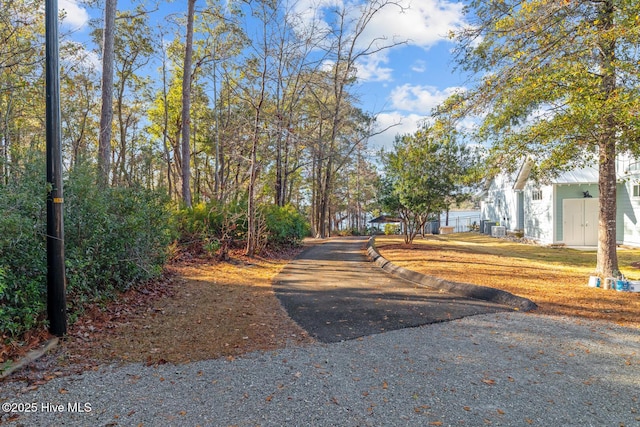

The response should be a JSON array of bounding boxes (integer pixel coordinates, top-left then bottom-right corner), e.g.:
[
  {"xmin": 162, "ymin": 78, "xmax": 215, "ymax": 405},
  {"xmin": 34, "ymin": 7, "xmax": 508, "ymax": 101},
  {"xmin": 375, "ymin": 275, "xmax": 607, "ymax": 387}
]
[
  {"xmin": 497, "ymin": 409, "xmax": 505, "ymax": 415},
  {"xmin": 481, "ymin": 379, "xmax": 496, "ymax": 385},
  {"xmin": 382, "ymin": 381, "xmax": 388, "ymax": 389},
  {"xmin": 429, "ymin": 422, "xmax": 443, "ymax": 426},
  {"xmin": 463, "ymin": 406, "xmax": 471, "ymax": 411}
]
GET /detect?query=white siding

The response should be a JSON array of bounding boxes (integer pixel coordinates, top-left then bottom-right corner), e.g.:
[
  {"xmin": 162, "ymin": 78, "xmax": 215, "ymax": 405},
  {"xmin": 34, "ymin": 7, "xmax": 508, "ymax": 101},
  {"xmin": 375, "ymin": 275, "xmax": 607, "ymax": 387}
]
[
  {"xmin": 481, "ymin": 154, "xmax": 640, "ymax": 247},
  {"xmin": 619, "ymin": 177, "xmax": 640, "ymax": 246},
  {"xmin": 480, "ymin": 174, "xmax": 520, "ymax": 231},
  {"xmin": 523, "ymin": 183, "xmax": 554, "ymax": 244}
]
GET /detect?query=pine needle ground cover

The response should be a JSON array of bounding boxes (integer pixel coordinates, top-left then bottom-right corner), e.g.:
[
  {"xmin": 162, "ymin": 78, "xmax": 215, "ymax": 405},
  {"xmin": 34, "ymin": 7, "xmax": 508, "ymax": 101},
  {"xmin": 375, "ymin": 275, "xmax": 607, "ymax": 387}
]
[
  {"xmin": 375, "ymin": 234, "xmax": 640, "ymax": 327},
  {"xmin": 61, "ymin": 252, "xmax": 313, "ymax": 366},
  {"xmin": 2, "ymin": 248, "xmax": 313, "ymax": 381}
]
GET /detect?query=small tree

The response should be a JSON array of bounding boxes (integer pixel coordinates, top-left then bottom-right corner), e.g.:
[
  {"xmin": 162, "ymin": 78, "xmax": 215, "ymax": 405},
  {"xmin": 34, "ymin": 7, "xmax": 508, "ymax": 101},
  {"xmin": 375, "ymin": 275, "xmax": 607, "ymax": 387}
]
[{"xmin": 380, "ymin": 121, "xmax": 478, "ymax": 244}]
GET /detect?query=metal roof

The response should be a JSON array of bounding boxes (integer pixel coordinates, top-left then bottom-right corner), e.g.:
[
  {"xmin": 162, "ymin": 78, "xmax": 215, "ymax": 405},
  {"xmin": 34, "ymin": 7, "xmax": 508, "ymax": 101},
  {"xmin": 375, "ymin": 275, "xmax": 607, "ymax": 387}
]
[
  {"xmin": 552, "ymin": 167, "xmax": 599, "ymax": 184},
  {"xmin": 369, "ymin": 215, "xmax": 402, "ymax": 224}
]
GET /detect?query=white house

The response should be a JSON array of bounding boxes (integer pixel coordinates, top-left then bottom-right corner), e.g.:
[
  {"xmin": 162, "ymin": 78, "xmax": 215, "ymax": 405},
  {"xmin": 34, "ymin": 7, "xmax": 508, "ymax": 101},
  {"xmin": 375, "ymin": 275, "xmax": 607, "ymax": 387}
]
[{"xmin": 480, "ymin": 156, "xmax": 640, "ymax": 247}]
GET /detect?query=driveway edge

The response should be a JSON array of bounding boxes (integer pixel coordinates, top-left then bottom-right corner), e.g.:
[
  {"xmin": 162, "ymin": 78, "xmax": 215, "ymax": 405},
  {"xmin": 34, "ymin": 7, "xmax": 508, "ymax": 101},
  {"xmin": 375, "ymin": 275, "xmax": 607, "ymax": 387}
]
[{"xmin": 366, "ymin": 236, "xmax": 538, "ymax": 312}]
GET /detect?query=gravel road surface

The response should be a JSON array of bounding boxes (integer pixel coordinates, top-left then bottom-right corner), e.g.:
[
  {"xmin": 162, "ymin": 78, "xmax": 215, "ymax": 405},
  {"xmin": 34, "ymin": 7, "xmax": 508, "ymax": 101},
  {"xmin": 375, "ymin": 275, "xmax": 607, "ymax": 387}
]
[{"xmin": 1, "ymin": 313, "xmax": 639, "ymax": 426}]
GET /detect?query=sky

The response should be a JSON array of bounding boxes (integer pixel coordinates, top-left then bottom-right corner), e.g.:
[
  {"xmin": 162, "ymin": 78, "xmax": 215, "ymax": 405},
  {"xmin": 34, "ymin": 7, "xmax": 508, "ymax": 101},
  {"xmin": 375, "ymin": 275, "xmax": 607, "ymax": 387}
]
[{"xmin": 57, "ymin": 0, "xmax": 472, "ymax": 151}]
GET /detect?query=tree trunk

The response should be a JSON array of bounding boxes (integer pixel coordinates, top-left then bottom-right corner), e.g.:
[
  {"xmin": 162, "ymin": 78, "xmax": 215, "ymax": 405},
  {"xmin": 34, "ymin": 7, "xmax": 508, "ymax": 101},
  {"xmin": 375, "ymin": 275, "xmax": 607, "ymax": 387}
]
[
  {"xmin": 180, "ymin": 0, "xmax": 195, "ymax": 208},
  {"xmin": 595, "ymin": 0, "xmax": 619, "ymax": 278},
  {"xmin": 246, "ymin": 140, "xmax": 259, "ymax": 256},
  {"xmin": 160, "ymin": 40, "xmax": 172, "ymax": 199},
  {"xmin": 275, "ymin": 131, "xmax": 284, "ymax": 206},
  {"xmin": 98, "ymin": 0, "xmax": 117, "ymax": 186},
  {"xmin": 597, "ymin": 138, "xmax": 619, "ymax": 277}
]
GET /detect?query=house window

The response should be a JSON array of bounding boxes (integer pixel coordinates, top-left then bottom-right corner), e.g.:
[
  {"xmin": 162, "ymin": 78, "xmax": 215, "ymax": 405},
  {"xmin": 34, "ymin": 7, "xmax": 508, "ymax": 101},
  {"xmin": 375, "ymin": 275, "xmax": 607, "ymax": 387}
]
[
  {"xmin": 532, "ymin": 189, "xmax": 543, "ymax": 201},
  {"xmin": 633, "ymin": 184, "xmax": 640, "ymax": 198}
]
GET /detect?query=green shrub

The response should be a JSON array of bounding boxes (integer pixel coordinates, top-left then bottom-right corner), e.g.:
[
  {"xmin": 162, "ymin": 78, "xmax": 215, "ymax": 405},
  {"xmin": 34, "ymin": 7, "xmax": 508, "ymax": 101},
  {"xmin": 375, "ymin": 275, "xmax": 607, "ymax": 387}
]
[
  {"xmin": 0, "ymin": 161, "xmax": 175, "ymax": 338},
  {"xmin": 175, "ymin": 201, "xmax": 309, "ymax": 254},
  {"xmin": 175, "ymin": 199, "xmax": 247, "ymax": 248},
  {"xmin": 384, "ymin": 223, "xmax": 400, "ymax": 235},
  {"xmin": 0, "ymin": 161, "xmax": 48, "ymax": 336},
  {"xmin": 64, "ymin": 165, "xmax": 175, "ymax": 303},
  {"xmin": 261, "ymin": 204, "xmax": 310, "ymax": 247}
]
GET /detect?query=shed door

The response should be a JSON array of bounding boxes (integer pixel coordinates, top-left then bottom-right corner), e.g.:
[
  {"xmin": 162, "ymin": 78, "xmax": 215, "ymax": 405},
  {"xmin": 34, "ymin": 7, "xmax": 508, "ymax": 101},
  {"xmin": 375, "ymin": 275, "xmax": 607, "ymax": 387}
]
[
  {"xmin": 563, "ymin": 198, "xmax": 598, "ymax": 246},
  {"xmin": 583, "ymin": 199, "xmax": 598, "ymax": 245}
]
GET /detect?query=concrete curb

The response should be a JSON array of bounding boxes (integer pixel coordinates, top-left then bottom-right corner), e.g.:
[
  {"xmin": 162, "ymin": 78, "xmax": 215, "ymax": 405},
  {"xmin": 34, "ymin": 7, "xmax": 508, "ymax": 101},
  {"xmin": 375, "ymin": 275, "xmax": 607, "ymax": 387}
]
[
  {"xmin": 366, "ymin": 236, "xmax": 538, "ymax": 312},
  {"xmin": 1, "ymin": 337, "xmax": 59, "ymax": 379}
]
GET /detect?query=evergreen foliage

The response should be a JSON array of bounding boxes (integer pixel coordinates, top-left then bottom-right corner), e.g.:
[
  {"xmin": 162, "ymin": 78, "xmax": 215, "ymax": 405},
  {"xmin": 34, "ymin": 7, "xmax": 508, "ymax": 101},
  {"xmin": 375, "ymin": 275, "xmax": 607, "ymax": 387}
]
[
  {"xmin": 261, "ymin": 204, "xmax": 310, "ymax": 247},
  {"xmin": 0, "ymin": 162, "xmax": 174, "ymax": 337},
  {"xmin": 176, "ymin": 201, "xmax": 310, "ymax": 256}
]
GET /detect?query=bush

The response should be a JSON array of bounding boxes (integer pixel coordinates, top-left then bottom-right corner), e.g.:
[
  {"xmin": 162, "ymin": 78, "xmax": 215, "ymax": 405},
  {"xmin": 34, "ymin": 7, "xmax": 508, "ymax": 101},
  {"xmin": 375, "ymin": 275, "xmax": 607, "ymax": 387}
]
[
  {"xmin": 174, "ymin": 201, "xmax": 309, "ymax": 255},
  {"xmin": 64, "ymin": 165, "xmax": 175, "ymax": 303},
  {"xmin": 261, "ymin": 204, "xmax": 310, "ymax": 247},
  {"xmin": 0, "ymin": 161, "xmax": 175, "ymax": 338},
  {"xmin": 0, "ymin": 161, "xmax": 48, "ymax": 336},
  {"xmin": 174, "ymin": 199, "xmax": 247, "ymax": 256},
  {"xmin": 384, "ymin": 223, "xmax": 400, "ymax": 235}
]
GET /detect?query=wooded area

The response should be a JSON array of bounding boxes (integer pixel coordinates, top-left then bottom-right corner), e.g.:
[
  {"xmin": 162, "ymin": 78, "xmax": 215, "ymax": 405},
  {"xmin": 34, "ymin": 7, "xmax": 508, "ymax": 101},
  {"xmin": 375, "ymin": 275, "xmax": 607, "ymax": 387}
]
[
  {"xmin": 2, "ymin": 0, "xmax": 396, "ymax": 241},
  {"xmin": 0, "ymin": 0, "xmax": 406, "ymax": 338}
]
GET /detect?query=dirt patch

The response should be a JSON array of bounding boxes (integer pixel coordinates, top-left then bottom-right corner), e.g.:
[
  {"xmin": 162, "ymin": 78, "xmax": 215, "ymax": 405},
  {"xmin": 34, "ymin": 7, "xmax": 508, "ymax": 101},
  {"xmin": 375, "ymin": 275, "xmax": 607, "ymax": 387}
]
[
  {"xmin": 376, "ymin": 234, "xmax": 640, "ymax": 327},
  {"xmin": 2, "ymin": 248, "xmax": 313, "ymax": 385}
]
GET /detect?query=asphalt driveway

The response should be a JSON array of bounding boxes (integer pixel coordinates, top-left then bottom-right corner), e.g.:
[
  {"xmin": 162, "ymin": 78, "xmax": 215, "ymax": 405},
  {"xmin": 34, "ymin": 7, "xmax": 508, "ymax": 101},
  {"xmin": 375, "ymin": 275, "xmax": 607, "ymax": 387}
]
[{"xmin": 273, "ymin": 237, "xmax": 509, "ymax": 342}]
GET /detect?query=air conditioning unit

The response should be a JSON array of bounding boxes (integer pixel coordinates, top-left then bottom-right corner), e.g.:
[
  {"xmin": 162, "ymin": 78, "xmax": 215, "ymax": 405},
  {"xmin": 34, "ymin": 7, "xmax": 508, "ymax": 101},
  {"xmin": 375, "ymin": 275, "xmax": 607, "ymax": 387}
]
[
  {"xmin": 484, "ymin": 221, "xmax": 497, "ymax": 234},
  {"xmin": 491, "ymin": 226, "xmax": 506, "ymax": 237}
]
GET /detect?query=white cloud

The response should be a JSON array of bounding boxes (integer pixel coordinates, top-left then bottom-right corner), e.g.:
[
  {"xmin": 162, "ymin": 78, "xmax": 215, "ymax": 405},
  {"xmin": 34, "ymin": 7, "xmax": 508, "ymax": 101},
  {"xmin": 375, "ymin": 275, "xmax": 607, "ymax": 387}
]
[
  {"xmin": 369, "ymin": 111, "xmax": 425, "ymax": 149},
  {"xmin": 289, "ymin": 0, "xmax": 466, "ymax": 83},
  {"xmin": 62, "ymin": 40, "xmax": 100, "ymax": 73},
  {"xmin": 59, "ymin": 0, "xmax": 90, "ymax": 31},
  {"xmin": 389, "ymin": 84, "xmax": 465, "ymax": 114},
  {"xmin": 361, "ymin": 0, "xmax": 465, "ymax": 50},
  {"xmin": 353, "ymin": 0, "xmax": 465, "ymax": 79},
  {"xmin": 370, "ymin": 82, "xmax": 470, "ymax": 149},
  {"xmin": 411, "ymin": 60, "xmax": 427, "ymax": 73},
  {"xmin": 356, "ymin": 55, "xmax": 394, "ymax": 82}
]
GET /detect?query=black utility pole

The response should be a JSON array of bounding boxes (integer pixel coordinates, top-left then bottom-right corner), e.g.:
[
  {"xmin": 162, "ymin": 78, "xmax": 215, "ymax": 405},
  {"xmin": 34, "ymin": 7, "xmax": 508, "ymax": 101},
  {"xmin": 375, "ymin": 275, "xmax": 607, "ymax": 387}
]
[{"xmin": 45, "ymin": 0, "xmax": 67, "ymax": 336}]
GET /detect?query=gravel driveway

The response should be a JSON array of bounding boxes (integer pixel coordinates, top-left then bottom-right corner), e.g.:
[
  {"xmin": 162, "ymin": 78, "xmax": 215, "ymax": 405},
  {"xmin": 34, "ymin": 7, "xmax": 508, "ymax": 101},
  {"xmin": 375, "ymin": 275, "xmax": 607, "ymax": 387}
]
[{"xmin": 1, "ymin": 312, "xmax": 639, "ymax": 426}]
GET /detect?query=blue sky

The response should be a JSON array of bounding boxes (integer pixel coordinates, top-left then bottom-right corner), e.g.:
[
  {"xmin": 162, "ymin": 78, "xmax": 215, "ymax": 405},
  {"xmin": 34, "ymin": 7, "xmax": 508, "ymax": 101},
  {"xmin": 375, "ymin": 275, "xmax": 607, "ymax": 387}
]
[{"xmin": 58, "ymin": 0, "xmax": 471, "ymax": 150}]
